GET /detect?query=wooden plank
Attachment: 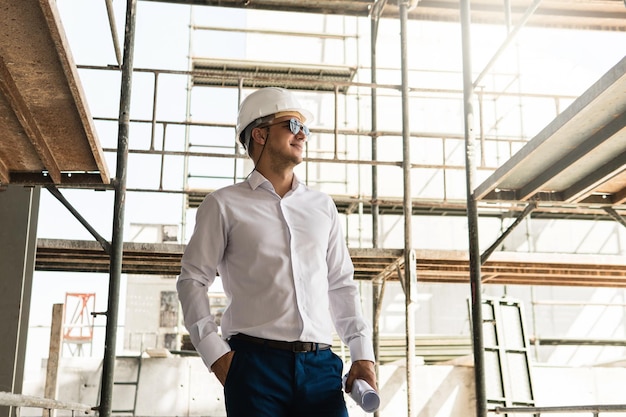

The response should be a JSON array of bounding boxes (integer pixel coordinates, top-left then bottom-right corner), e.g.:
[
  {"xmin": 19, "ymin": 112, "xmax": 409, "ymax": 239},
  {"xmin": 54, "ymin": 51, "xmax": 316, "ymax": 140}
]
[
  {"xmin": 0, "ymin": 0, "xmax": 109, "ymax": 185},
  {"xmin": 43, "ymin": 304, "xmax": 64, "ymax": 417}
]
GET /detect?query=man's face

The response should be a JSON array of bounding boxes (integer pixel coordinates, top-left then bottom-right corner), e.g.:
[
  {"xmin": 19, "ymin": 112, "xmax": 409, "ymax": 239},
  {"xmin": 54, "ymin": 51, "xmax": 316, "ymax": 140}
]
[{"xmin": 262, "ymin": 115, "xmax": 308, "ymax": 167}]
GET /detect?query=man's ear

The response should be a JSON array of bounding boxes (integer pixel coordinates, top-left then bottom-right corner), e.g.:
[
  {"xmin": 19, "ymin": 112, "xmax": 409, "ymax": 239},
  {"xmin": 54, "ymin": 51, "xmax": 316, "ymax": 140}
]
[{"xmin": 251, "ymin": 127, "xmax": 266, "ymax": 145}]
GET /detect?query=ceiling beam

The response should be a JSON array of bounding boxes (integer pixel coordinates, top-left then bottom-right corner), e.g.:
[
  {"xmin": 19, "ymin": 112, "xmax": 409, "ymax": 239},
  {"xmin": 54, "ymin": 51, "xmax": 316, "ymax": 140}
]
[
  {"xmin": 567, "ymin": 147, "xmax": 626, "ymax": 204},
  {"xmin": 140, "ymin": 0, "xmax": 626, "ymax": 31},
  {"xmin": 613, "ymin": 187, "xmax": 626, "ymax": 206},
  {"xmin": 34, "ymin": 239, "xmax": 626, "ymax": 287},
  {"xmin": 517, "ymin": 110, "xmax": 626, "ymax": 202},
  {"xmin": 0, "ymin": 55, "xmax": 62, "ymax": 183}
]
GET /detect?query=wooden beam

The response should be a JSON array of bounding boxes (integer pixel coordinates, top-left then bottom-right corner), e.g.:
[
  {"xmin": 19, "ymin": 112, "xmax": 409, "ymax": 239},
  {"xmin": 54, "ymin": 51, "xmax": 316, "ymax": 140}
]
[
  {"xmin": 43, "ymin": 303, "xmax": 64, "ymax": 417},
  {"xmin": 0, "ymin": 55, "xmax": 62, "ymax": 183}
]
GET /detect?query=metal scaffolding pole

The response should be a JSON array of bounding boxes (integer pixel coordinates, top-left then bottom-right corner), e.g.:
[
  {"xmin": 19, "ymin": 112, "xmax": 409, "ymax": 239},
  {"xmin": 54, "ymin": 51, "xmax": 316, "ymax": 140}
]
[
  {"xmin": 104, "ymin": 0, "xmax": 123, "ymax": 67},
  {"xmin": 371, "ymin": 0, "xmax": 385, "ymax": 252},
  {"xmin": 399, "ymin": 1, "xmax": 417, "ymax": 415},
  {"xmin": 370, "ymin": 8, "xmax": 383, "ymax": 417},
  {"xmin": 98, "ymin": 1, "xmax": 137, "ymax": 417},
  {"xmin": 460, "ymin": 0, "xmax": 487, "ymax": 416}
]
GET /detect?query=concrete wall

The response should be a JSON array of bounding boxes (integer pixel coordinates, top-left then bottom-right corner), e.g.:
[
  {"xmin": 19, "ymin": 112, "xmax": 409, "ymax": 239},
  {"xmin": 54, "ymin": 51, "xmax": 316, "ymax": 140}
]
[
  {"xmin": 0, "ymin": 186, "xmax": 40, "ymax": 417},
  {"xmin": 21, "ymin": 355, "xmax": 626, "ymax": 417}
]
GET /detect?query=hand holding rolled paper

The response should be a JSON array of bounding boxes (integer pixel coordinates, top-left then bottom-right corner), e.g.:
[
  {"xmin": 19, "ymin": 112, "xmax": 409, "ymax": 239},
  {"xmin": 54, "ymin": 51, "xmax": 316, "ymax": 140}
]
[{"xmin": 343, "ymin": 374, "xmax": 380, "ymax": 413}]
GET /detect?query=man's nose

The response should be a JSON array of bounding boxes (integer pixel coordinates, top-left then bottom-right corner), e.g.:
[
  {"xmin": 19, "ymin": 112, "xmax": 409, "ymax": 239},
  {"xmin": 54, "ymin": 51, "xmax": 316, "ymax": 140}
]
[{"xmin": 295, "ymin": 129, "xmax": 307, "ymax": 141}]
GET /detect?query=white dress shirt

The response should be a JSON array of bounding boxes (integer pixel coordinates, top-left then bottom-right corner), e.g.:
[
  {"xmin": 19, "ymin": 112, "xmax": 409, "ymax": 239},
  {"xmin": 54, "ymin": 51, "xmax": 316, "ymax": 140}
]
[{"xmin": 177, "ymin": 171, "xmax": 375, "ymax": 370}]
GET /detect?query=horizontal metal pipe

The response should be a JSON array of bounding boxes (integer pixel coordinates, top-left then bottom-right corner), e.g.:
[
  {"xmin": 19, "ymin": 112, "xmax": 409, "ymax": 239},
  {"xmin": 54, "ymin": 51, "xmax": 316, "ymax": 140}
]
[
  {"xmin": 0, "ymin": 392, "xmax": 92, "ymax": 414},
  {"xmin": 192, "ymin": 25, "xmax": 357, "ymax": 39},
  {"xmin": 493, "ymin": 403, "xmax": 626, "ymax": 414},
  {"xmin": 93, "ymin": 116, "xmax": 529, "ymax": 143},
  {"xmin": 77, "ymin": 64, "xmax": 577, "ymax": 100},
  {"xmin": 530, "ymin": 337, "xmax": 626, "ymax": 346},
  {"xmin": 532, "ymin": 300, "xmax": 626, "ymax": 307}
]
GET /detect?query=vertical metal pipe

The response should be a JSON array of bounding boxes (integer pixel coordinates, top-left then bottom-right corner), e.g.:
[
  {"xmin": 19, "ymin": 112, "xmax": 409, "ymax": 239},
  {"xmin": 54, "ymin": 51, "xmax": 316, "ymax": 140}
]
[
  {"xmin": 180, "ymin": 6, "xmax": 195, "ymax": 243},
  {"xmin": 370, "ymin": 17, "xmax": 380, "ymax": 249},
  {"xmin": 159, "ymin": 123, "xmax": 168, "ymax": 191},
  {"xmin": 334, "ymin": 85, "xmax": 339, "ymax": 159},
  {"xmin": 150, "ymin": 72, "xmax": 159, "ymax": 151},
  {"xmin": 442, "ymin": 137, "xmax": 448, "ymax": 200},
  {"xmin": 98, "ymin": 1, "xmax": 137, "ymax": 417},
  {"xmin": 460, "ymin": 0, "xmax": 487, "ymax": 416},
  {"xmin": 370, "ymin": 15, "xmax": 381, "ymax": 417},
  {"xmin": 236, "ymin": 78, "xmax": 244, "ymax": 182},
  {"xmin": 478, "ymin": 88, "xmax": 486, "ymax": 167},
  {"xmin": 399, "ymin": 1, "xmax": 416, "ymax": 415},
  {"xmin": 503, "ymin": 0, "xmax": 512, "ymax": 31}
]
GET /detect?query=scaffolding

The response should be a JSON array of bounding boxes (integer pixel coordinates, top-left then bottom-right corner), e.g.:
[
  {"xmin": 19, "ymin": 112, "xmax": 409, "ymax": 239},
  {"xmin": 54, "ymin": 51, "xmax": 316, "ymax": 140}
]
[
  {"xmin": 85, "ymin": 3, "xmax": 626, "ymax": 415},
  {"xmin": 2, "ymin": 1, "xmax": 626, "ymax": 417},
  {"xmin": 50, "ymin": 3, "xmax": 626, "ymax": 417},
  {"xmin": 63, "ymin": 293, "xmax": 96, "ymax": 357}
]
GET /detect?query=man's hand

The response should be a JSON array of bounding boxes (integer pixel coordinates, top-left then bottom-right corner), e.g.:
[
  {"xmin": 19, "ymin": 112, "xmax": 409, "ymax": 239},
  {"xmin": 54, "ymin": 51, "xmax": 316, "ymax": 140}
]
[
  {"xmin": 344, "ymin": 360, "xmax": 377, "ymax": 393},
  {"xmin": 211, "ymin": 351, "xmax": 235, "ymax": 386}
]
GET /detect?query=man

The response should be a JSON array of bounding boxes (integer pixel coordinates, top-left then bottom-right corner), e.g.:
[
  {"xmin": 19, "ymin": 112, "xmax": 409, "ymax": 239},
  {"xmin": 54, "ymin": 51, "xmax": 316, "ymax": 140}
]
[{"xmin": 177, "ymin": 87, "xmax": 377, "ymax": 417}]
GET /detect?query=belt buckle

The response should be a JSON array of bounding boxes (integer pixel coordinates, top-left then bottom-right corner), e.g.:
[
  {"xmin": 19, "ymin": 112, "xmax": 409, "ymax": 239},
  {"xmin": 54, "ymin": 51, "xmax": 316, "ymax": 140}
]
[{"xmin": 292, "ymin": 341, "xmax": 311, "ymax": 352}]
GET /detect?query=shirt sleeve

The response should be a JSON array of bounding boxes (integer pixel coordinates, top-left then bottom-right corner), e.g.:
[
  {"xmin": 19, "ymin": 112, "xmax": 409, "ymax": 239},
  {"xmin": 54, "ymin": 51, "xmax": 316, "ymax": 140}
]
[
  {"xmin": 325, "ymin": 198, "xmax": 376, "ymax": 363},
  {"xmin": 177, "ymin": 194, "xmax": 231, "ymax": 371}
]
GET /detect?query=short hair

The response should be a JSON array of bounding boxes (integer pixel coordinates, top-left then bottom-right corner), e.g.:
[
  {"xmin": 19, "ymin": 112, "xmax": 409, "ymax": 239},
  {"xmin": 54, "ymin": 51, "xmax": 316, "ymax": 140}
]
[{"xmin": 239, "ymin": 114, "xmax": 275, "ymax": 156}]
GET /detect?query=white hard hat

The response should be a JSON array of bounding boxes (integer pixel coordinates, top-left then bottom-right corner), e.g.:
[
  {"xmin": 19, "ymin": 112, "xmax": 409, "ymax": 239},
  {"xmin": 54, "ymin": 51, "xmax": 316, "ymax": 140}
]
[{"xmin": 235, "ymin": 87, "xmax": 314, "ymax": 148}]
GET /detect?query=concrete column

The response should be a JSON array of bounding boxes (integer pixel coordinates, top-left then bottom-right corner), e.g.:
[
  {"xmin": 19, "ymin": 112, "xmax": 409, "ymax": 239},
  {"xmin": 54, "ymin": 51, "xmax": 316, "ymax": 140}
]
[{"xmin": 0, "ymin": 185, "xmax": 40, "ymax": 417}]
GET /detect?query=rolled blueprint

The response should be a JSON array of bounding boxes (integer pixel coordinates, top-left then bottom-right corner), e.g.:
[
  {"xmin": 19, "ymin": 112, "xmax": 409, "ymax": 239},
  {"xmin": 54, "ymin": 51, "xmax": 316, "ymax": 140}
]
[{"xmin": 343, "ymin": 375, "xmax": 380, "ymax": 413}]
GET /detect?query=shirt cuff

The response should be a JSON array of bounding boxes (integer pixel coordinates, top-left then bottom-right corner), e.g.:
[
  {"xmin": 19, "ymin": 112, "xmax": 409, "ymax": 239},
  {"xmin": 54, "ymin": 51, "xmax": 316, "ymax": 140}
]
[
  {"xmin": 348, "ymin": 336, "xmax": 376, "ymax": 363},
  {"xmin": 196, "ymin": 332, "xmax": 231, "ymax": 372}
]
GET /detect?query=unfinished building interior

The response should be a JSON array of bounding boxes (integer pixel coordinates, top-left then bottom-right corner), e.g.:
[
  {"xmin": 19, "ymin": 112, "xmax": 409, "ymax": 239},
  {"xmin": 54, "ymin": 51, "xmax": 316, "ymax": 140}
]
[{"xmin": 1, "ymin": 0, "xmax": 626, "ymax": 416}]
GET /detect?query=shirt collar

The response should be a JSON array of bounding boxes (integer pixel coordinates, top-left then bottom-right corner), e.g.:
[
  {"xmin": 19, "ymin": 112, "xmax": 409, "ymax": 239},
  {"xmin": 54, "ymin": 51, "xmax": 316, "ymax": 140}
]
[{"xmin": 247, "ymin": 170, "xmax": 302, "ymax": 193}]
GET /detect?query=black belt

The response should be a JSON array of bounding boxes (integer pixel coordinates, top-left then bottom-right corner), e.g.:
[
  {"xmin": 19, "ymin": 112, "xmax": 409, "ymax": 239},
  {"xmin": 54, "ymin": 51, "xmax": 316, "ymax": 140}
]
[{"xmin": 230, "ymin": 333, "xmax": 331, "ymax": 353}]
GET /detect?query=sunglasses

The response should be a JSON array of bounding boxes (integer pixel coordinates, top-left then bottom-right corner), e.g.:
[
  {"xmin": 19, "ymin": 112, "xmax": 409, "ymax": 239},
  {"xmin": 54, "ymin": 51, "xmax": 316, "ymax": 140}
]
[{"xmin": 262, "ymin": 118, "xmax": 310, "ymax": 138}]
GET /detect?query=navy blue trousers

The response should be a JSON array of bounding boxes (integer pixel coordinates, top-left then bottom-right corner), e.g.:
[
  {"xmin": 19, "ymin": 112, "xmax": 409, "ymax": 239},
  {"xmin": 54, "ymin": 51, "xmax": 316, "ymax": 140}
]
[{"xmin": 224, "ymin": 337, "xmax": 348, "ymax": 417}]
